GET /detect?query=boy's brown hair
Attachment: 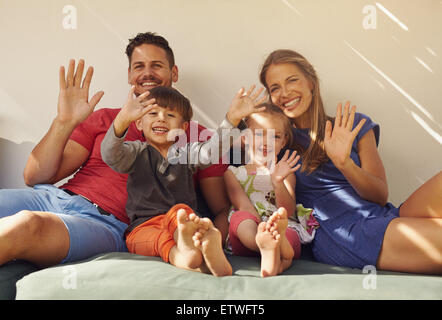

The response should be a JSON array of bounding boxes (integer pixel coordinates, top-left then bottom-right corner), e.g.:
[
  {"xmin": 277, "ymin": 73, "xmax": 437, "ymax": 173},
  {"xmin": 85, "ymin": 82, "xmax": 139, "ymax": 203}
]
[{"xmin": 147, "ymin": 86, "xmax": 193, "ymax": 122}]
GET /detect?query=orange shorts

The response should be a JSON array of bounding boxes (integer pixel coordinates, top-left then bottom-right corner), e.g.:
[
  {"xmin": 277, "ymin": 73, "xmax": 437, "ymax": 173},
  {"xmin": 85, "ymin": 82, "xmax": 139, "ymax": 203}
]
[{"xmin": 125, "ymin": 203, "xmax": 193, "ymax": 262}]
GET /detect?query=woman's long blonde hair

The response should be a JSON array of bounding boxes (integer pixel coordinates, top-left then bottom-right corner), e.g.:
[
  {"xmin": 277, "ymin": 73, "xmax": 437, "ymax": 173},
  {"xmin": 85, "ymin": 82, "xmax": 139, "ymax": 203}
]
[{"xmin": 259, "ymin": 49, "xmax": 332, "ymax": 173}]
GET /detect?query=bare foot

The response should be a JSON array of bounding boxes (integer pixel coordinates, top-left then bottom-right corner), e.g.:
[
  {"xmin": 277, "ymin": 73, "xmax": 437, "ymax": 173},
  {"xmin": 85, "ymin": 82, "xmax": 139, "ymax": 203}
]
[
  {"xmin": 193, "ymin": 218, "xmax": 232, "ymax": 277},
  {"xmin": 267, "ymin": 208, "xmax": 294, "ymax": 261},
  {"xmin": 170, "ymin": 209, "xmax": 203, "ymax": 270},
  {"xmin": 255, "ymin": 221, "xmax": 281, "ymax": 277}
]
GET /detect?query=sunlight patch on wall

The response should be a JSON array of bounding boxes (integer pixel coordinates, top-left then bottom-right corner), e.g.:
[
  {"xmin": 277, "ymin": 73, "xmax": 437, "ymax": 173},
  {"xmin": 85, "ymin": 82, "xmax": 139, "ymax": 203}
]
[
  {"xmin": 426, "ymin": 47, "xmax": 437, "ymax": 57},
  {"xmin": 77, "ymin": 0, "xmax": 127, "ymax": 70},
  {"xmin": 375, "ymin": 2, "xmax": 409, "ymax": 31},
  {"xmin": 191, "ymin": 103, "xmax": 218, "ymax": 129},
  {"xmin": 343, "ymin": 41, "xmax": 436, "ymax": 123},
  {"xmin": 281, "ymin": 0, "xmax": 302, "ymax": 16},
  {"xmin": 415, "ymin": 175, "xmax": 425, "ymax": 185},
  {"xmin": 78, "ymin": 0, "xmax": 126, "ymax": 44},
  {"xmin": 391, "ymin": 35, "xmax": 400, "ymax": 44},
  {"xmin": 414, "ymin": 56, "xmax": 434, "ymax": 73},
  {"xmin": 369, "ymin": 74, "xmax": 386, "ymax": 91},
  {"xmin": 408, "ymin": 110, "xmax": 442, "ymax": 145}
]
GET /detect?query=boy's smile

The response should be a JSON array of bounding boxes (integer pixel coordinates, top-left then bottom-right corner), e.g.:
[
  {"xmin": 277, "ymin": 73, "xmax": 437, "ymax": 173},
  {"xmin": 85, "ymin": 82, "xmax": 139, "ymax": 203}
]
[
  {"xmin": 152, "ymin": 125, "xmax": 169, "ymax": 135},
  {"xmin": 136, "ymin": 106, "xmax": 188, "ymax": 155}
]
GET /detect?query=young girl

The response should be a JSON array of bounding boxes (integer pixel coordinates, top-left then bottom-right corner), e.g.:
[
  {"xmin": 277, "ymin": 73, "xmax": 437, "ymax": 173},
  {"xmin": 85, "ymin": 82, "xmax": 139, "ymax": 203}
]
[
  {"xmin": 259, "ymin": 49, "xmax": 442, "ymax": 274},
  {"xmin": 224, "ymin": 104, "xmax": 318, "ymax": 277}
]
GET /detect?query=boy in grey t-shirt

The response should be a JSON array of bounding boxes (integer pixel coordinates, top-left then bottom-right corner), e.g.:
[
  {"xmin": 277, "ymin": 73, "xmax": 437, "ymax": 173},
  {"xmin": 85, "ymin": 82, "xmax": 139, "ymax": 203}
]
[{"xmin": 101, "ymin": 85, "xmax": 266, "ymax": 276}]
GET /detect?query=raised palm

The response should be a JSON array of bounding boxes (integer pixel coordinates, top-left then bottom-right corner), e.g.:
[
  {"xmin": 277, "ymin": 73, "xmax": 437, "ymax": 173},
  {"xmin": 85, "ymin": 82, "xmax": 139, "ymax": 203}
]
[
  {"xmin": 227, "ymin": 85, "xmax": 267, "ymax": 125},
  {"xmin": 120, "ymin": 86, "xmax": 157, "ymax": 123},
  {"xmin": 271, "ymin": 150, "xmax": 301, "ymax": 183},
  {"xmin": 324, "ymin": 102, "xmax": 366, "ymax": 169},
  {"xmin": 57, "ymin": 59, "xmax": 104, "ymax": 125}
]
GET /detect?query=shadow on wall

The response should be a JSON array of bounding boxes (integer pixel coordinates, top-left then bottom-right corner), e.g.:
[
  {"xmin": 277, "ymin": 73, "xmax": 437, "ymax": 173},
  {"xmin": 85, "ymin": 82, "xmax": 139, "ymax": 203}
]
[{"xmin": 0, "ymin": 138, "xmax": 35, "ymax": 189}]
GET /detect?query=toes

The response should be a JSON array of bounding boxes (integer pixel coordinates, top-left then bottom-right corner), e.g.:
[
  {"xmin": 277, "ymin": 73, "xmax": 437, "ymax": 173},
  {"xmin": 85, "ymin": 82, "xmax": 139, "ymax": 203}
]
[
  {"xmin": 264, "ymin": 223, "xmax": 271, "ymax": 232},
  {"xmin": 272, "ymin": 230, "xmax": 280, "ymax": 240},
  {"xmin": 194, "ymin": 230, "xmax": 203, "ymax": 237},
  {"xmin": 200, "ymin": 217, "xmax": 213, "ymax": 230},
  {"xmin": 192, "ymin": 234, "xmax": 202, "ymax": 248},
  {"xmin": 268, "ymin": 212, "xmax": 279, "ymax": 224},
  {"xmin": 188, "ymin": 212, "xmax": 200, "ymax": 223},
  {"xmin": 257, "ymin": 221, "xmax": 267, "ymax": 233},
  {"xmin": 177, "ymin": 209, "xmax": 188, "ymax": 224},
  {"xmin": 277, "ymin": 207, "xmax": 287, "ymax": 219},
  {"xmin": 205, "ymin": 218, "xmax": 214, "ymax": 228}
]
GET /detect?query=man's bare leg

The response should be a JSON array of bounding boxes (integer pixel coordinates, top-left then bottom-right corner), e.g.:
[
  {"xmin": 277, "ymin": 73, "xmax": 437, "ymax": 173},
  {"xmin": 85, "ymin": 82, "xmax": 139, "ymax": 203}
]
[{"xmin": 0, "ymin": 210, "xmax": 70, "ymax": 267}]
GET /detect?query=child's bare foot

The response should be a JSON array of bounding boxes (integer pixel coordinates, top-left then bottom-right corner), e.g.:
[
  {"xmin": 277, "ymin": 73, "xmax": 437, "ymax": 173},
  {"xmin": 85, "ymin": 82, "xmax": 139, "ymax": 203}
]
[
  {"xmin": 171, "ymin": 209, "xmax": 203, "ymax": 270},
  {"xmin": 193, "ymin": 218, "xmax": 232, "ymax": 277},
  {"xmin": 266, "ymin": 208, "xmax": 287, "ymax": 234},
  {"xmin": 255, "ymin": 221, "xmax": 281, "ymax": 277},
  {"xmin": 267, "ymin": 208, "xmax": 294, "ymax": 261}
]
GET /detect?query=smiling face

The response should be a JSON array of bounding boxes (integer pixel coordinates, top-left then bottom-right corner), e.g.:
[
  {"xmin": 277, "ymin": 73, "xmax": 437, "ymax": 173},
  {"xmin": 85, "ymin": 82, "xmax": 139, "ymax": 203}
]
[
  {"xmin": 135, "ymin": 105, "xmax": 188, "ymax": 150},
  {"xmin": 264, "ymin": 63, "xmax": 313, "ymax": 128},
  {"xmin": 244, "ymin": 113, "xmax": 288, "ymax": 165},
  {"xmin": 128, "ymin": 44, "xmax": 178, "ymax": 96}
]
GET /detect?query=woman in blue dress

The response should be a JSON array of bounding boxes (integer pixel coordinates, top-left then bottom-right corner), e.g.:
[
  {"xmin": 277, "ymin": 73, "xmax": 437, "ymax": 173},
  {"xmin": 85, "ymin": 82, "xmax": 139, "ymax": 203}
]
[{"xmin": 258, "ymin": 49, "xmax": 442, "ymax": 274}]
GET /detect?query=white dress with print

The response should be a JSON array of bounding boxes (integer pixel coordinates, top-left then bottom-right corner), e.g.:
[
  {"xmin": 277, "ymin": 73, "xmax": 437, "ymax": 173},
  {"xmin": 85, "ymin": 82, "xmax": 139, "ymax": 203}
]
[{"xmin": 227, "ymin": 165, "xmax": 319, "ymax": 244}]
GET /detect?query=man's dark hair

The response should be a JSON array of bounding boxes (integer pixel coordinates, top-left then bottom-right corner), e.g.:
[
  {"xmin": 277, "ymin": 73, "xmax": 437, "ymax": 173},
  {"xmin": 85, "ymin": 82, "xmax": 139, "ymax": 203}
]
[{"xmin": 125, "ymin": 32, "xmax": 175, "ymax": 68}]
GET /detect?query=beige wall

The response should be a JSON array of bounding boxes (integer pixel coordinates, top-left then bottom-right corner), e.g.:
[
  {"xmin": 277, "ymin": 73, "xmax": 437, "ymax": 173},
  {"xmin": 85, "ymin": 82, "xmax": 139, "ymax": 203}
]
[{"xmin": 0, "ymin": 0, "xmax": 441, "ymax": 206}]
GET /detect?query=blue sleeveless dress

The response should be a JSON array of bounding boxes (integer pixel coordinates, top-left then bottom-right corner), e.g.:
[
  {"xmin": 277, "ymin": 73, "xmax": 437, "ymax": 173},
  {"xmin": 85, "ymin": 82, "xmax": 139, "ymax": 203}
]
[{"xmin": 293, "ymin": 113, "xmax": 399, "ymax": 269}]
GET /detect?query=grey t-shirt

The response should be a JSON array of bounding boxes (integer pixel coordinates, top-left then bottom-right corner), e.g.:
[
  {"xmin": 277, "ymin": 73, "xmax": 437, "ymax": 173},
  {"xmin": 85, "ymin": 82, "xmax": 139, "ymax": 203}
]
[{"xmin": 101, "ymin": 117, "xmax": 236, "ymax": 233}]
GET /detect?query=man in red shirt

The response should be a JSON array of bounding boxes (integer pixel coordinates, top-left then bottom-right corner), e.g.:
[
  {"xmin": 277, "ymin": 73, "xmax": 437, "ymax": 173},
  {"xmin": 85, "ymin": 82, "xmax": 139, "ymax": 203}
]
[{"xmin": 0, "ymin": 32, "xmax": 230, "ymax": 267}]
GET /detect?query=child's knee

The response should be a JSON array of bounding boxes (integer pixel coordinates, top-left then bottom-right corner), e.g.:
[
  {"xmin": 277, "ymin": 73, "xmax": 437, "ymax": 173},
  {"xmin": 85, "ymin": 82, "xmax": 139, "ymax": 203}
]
[
  {"xmin": 286, "ymin": 228, "xmax": 302, "ymax": 259},
  {"xmin": 229, "ymin": 211, "xmax": 259, "ymax": 235}
]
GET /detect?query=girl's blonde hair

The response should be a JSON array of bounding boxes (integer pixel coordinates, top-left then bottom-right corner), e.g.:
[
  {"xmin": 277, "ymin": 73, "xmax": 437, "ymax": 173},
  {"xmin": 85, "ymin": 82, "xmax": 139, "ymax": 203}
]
[
  {"xmin": 244, "ymin": 102, "xmax": 294, "ymax": 148},
  {"xmin": 259, "ymin": 49, "xmax": 333, "ymax": 173}
]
